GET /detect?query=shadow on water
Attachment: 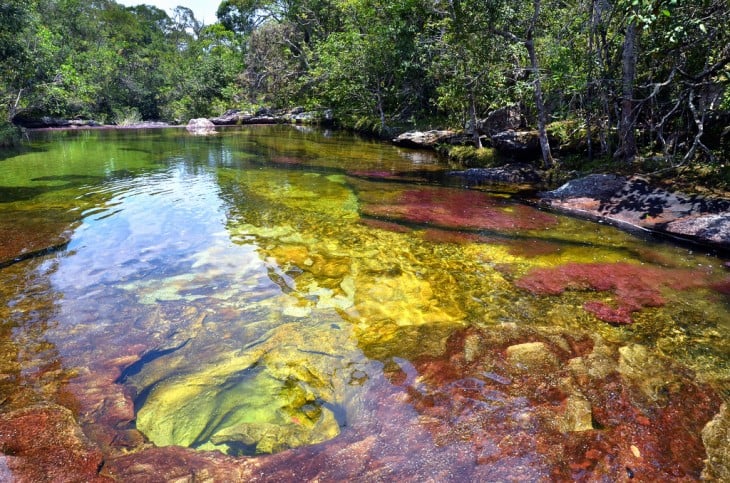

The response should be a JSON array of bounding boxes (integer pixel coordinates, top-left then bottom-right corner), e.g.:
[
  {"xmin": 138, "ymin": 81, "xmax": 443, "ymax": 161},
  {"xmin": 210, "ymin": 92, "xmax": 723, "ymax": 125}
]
[{"xmin": 0, "ymin": 145, "xmax": 46, "ymax": 162}]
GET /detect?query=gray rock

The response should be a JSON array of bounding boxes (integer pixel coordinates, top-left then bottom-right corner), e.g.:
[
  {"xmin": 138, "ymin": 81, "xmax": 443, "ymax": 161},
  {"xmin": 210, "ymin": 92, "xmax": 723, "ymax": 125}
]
[
  {"xmin": 540, "ymin": 174, "xmax": 626, "ymax": 201},
  {"xmin": 186, "ymin": 118, "xmax": 216, "ymax": 134},
  {"xmin": 392, "ymin": 130, "xmax": 457, "ymax": 148},
  {"xmin": 210, "ymin": 109, "xmax": 252, "ymax": 125}
]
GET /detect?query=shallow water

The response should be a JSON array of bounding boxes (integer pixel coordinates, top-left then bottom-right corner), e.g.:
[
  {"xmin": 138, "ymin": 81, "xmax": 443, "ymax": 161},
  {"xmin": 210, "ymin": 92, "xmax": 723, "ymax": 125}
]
[{"xmin": 1, "ymin": 125, "xmax": 728, "ymax": 480}]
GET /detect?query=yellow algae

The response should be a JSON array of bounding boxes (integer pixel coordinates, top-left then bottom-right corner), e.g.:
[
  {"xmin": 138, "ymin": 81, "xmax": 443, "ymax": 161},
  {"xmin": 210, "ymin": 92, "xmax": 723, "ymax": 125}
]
[{"xmin": 130, "ymin": 319, "xmax": 364, "ymax": 455}]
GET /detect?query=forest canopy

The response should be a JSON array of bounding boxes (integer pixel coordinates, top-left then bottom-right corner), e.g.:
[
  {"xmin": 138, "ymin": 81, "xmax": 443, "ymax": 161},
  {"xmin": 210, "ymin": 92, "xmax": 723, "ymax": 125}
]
[{"xmin": 1, "ymin": 0, "xmax": 729, "ymax": 169}]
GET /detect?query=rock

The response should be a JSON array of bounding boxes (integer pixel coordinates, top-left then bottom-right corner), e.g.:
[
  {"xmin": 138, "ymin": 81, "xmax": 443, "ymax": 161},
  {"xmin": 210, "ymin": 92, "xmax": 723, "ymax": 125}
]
[
  {"xmin": 561, "ymin": 395, "xmax": 594, "ymax": 432},
  {"xmin": 539, "ymin": 175, "xmax": 730, "ymax": 250},
  {"xmin": 664, "ymin": 213, "xmax": 730, "ymax": 245},
  {"xmin": 505, "ymin": 341, "xmax": 560, "ymax": 372},
  {"xmin": 392, "ymin": 130, "xmax": 458, "ymax": 148},
  {"xmin": 121, "ymin": 121, "xmax": 170, "ymax": 128},
  {"xmin": 0, "ymin": 404, "xmax": 108, "ymax": 482},
  {"xmin": 702, "ymin": 403, "xmax": 730, "ymax": 481},
  {"xmin": 186, "ymin": 118, "xmax": 216, "ymax": 134},
  {"xmin": 540, "ymin": 174, "xmax": 626, "ymax": 201},
  {"xmin": 448, "ymin": 164, "xmax": 543, "ymax": 187},
  {"xmin": 491, "ymin": 130, "xmax": 541, "ymax": 159},
  {"xmin": 210, "ymin": 109, "xmax": 252, "ymax": 125},
  {"xmin": 11, "ymin": 114, "xmax": 100, "ymax": 129},
  {"xmin": 478, "ymin": 105, "xmax": 522, "ymax": 136}
]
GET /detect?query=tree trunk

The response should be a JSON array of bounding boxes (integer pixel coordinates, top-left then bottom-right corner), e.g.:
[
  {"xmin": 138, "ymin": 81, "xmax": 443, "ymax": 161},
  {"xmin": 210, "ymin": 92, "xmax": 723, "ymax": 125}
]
[
  {"xmin": 468, "ymin": 87, "xmax": 482, "ymax": 149},
  {"xmin": 526, "ymin": 0, "xmax": 552, "ymax": 169},
  {"xmin": 616, "ymin": 19, "xmax": 637, "ymax": 162}
]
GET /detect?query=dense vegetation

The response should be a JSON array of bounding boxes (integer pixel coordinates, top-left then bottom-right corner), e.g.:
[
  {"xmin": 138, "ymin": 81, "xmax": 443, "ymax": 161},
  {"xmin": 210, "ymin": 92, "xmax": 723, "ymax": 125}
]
[{"xmin": 1, "ymin": 0, "xmax": 729, "ymax": 181}]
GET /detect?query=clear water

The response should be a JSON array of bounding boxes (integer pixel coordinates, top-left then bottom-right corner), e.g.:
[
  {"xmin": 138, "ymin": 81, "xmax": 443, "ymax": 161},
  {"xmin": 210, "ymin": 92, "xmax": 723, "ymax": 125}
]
[{"xmin": 1, "ymin": 126, "xmax": 728, "ymax": 479}]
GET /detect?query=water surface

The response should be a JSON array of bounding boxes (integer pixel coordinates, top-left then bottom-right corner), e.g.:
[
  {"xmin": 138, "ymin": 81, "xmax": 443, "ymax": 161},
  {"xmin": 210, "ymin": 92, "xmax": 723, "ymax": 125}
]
[{"xmin": 1, "ymin": 126, "xmax": 728, "ymax": 480}]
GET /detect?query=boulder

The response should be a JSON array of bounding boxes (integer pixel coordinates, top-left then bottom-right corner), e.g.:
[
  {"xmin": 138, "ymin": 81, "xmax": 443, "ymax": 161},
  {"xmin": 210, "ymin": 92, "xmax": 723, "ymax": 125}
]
[
  {"xmin": 491, "ymin": 130, "xmax": 541, "ymax": 159},
  {"xmin": 12, "ymin": 114, "xmax": 100, "ymax": 129},
  {"xmin": 478, "ymin": 105, "xmax": 522, "ymax": 136},
  {"xmin": 539, "ymin": 175, "xmax": 730, "ymax": 249},
  {"xmin": 210, "ymin": 109, "xmax": 252, "ymax": 125},
  {"xmin": 392, "ymin": 130, "xmax": 458, "ymax": 149},
  {"xmin": 186, "ymin": 118, "xmax": 216, "ymax": 134}
]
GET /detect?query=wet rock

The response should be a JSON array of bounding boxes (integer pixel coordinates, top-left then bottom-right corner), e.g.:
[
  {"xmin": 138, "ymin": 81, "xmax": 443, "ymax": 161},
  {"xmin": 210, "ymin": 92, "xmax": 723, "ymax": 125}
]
[
  {"xmin": 0, "ymin": 210, "xmax": 74, "ymax": 268},
  {"xmin": 401, "ymin": 326, "xmax": 721, "ymax": 481},
  {"xmin": 505, "ymin": 341, "xmax": 560, "ymax": 373},
  {"xmin": 11, "ymin": 114, "xmax": 100, "ymax": 129},
  {"xmin": 540, "ymin": 175, "xmax": 730, "ymax": 250},
  {"xmin": 392, "ymin": 130, "xmax": 458, "ymax": 149},
  {"xmin": 127, "ymin": 319, "xmax": 365, "ymax": 455},
  {"xmin": 702, "ymin": 403, "xmax": 730, "ymax": 481},
  {"xmin": 103, "ymin": 446, "xmax": 250, "ymax": 482},
  {"xmin": 560, "ymin": 395, "xmax": 594, "ymax": 432},
  {"xmin": 210, "ymin": 109, "xmax": 252, "ymax": 125},
  {"xmin": 186, "ymin": 118, "xmax": 216, "ymax": 134},
  {"xmin": 0, "ymin": 404, "xmax": 108, "ymax": 482}
]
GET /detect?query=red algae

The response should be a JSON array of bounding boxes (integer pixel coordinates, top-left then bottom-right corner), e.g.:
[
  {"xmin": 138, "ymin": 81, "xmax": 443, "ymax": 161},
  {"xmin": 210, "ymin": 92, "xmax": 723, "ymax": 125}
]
[
  {"xmin": 515, "ymin": 262, "xmax": 709, "ymax": 323},
  {"xmin": 396, "ymin": 327, "xmax": 721, "ymax": 481},
  {"xmin": 361, "ymin": 186, "xmax": 558, "ymax": 232},
  {"xmin": 0, "ymin": 404, "xmax": 110, "ymax": 482}
]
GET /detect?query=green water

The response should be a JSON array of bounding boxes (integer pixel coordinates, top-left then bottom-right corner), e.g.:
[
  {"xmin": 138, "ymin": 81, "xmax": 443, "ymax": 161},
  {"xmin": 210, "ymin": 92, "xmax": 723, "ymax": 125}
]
[{"xmin": 0, "ymin": 126, "xmax": 728, "ymax": 472}]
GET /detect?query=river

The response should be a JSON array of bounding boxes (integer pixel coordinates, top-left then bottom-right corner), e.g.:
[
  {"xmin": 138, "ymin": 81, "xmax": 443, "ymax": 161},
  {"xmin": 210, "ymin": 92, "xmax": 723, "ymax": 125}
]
[{"xmin": 0, "ymin": 125, "xmax": 728, "ymax": 480}]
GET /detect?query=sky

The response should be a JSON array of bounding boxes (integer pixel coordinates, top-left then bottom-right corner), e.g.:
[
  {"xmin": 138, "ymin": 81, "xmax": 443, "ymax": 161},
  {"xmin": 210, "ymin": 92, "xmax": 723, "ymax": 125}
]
[{"xmin": 115, "ymin": 1, "xmax": 219, "ymax": 26}]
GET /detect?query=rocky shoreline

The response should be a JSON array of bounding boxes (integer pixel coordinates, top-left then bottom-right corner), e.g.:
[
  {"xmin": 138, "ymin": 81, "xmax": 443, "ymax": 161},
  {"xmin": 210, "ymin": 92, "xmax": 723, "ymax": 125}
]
[
  {"xmin": 447, "ymin": 166, "xmax": 730, "ymax": 254},
  {"xmin": 16, "ymin": 109, "xmax": 730, "ymax": 253}
]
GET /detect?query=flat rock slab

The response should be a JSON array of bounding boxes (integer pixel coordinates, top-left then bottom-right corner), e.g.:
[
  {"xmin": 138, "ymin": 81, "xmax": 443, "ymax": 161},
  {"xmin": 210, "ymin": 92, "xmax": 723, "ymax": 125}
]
[
  {"xmin": 392, "ymin": 130, "xmax": 458, "ymax": 148},
  {"xmin": 540, "ymin": 175, "xmax": 730, "ymax": 249}
]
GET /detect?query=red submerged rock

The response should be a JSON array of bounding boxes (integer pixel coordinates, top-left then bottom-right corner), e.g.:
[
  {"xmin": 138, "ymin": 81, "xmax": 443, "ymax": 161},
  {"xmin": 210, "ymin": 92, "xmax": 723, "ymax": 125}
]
[
  {"xmin": 514, "ymin": 262, "xmax": 709, "ymax": 323},
  {"xmin": 395, "ymin": 327, "xmax": 721, "ymax": 481},
  {"xmin": 0, "ymin": 404, "xmax": 109, "ymax": 482},
  {"xmin": 361, "ymin": 186, "xmax": 558, "ymax": 232}
]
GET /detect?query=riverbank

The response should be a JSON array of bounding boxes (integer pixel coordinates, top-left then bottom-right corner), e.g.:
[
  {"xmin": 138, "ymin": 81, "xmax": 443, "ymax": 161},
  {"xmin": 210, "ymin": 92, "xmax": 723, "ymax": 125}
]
[{"xmin": 11, "ymin": 116, "xmax": 730, "ymax": 253}]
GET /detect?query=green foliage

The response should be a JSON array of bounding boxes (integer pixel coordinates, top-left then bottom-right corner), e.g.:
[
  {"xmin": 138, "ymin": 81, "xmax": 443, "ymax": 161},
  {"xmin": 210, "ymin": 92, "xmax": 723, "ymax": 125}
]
[
  {"xmin": 112, "ymin": 107, "xmax": 143, "ymax": 126},
  {"xmin": 0, "ymin": 0, "xmax": 727, "ymax": 182},
  {"xmin": 0, "ymin": 118, "xmax": 21, "ymax": 147}
]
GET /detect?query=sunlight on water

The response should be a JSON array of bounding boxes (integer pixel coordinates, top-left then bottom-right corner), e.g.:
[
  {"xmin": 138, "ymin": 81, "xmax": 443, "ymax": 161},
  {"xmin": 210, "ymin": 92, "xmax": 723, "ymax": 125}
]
[{"xmin": 0, "ymin": 126, "xmax": 728, "ymax": 478}]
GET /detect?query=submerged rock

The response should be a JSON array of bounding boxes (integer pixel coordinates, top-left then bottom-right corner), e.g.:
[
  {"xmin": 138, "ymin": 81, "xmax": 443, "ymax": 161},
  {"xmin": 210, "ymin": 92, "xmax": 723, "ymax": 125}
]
[
  {"xmin": 702, "ymin": 403, "xmax": 730, "ymax": 481},
  {"xmin": 0, "ymin": 404, "xmax": 108, "ymax": 482},
  {"xmin": 514, "ymin": 262, "xmax": 711, "ymax": 324},
  {"xmin": 127, "ymin": 318, "xmax": 366, "ymax": 455}
]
